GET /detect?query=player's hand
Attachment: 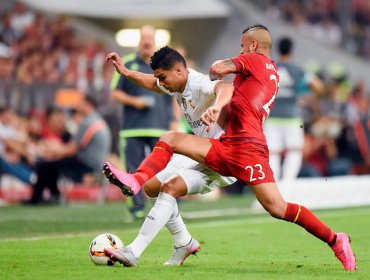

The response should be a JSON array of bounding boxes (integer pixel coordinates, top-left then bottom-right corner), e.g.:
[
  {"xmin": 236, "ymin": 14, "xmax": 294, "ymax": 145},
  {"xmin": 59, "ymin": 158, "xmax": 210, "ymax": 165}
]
[
  {"xmin": 134, "ymin": 97, "xmax": 150, "ymax": 110},
  {"xmin": 106, "ymin": 52, "xmax": 129, "ymax": 76},
  {"xmin": 201, "ymin": 106, "xmax": 221, "ymax": 132},
  {"xmin": 209, "ymin": 60, "xmax": 225, "ymax": 81}
]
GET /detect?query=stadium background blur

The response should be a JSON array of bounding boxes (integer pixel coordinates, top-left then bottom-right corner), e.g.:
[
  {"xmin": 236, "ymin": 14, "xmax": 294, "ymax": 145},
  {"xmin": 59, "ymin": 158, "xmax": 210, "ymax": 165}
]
[{"xmin": 0, "ymin": 0, "xmax": 369, "ymax": 204}]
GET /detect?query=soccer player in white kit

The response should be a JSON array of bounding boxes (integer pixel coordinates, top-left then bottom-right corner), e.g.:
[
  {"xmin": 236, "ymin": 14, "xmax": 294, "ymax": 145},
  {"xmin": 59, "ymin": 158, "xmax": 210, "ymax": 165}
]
[{"xmin": 104, "ymin": 46, "xmax": 236, "ymax": 267}]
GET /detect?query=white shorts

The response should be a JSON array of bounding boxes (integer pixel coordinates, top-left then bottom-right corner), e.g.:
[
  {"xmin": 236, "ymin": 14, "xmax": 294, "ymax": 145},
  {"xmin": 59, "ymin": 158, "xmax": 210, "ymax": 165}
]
[{"xmin": 156, "ymin": 153, "xmax": 237, "ymax": 195}]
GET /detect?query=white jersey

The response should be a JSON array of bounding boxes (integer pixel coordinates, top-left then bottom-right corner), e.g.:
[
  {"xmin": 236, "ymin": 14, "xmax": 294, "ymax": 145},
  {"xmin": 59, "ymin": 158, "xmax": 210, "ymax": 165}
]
[
  {"xmin": 158, "ymin": 69, "xmax": 224, "ymax": 139},
  {"xmin": 156, "ymin": 69, "xmax": 237, "ymax": 193}
]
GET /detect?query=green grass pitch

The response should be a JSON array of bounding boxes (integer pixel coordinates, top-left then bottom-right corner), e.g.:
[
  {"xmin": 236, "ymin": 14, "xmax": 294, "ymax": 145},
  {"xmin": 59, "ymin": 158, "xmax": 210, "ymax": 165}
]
[{"xmin": 0, "ymin": 195, "xmax": 369, "ymax": 280}]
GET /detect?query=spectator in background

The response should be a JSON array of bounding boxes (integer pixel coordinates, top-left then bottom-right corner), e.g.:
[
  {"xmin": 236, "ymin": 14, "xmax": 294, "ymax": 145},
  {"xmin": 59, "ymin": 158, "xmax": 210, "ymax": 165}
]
[
  {"xmin": 346, "ymin": 81, "xmax": 370, "ymax": 174},
  {"xmin": 96, "ymin": 62, "xmax": 121, "ymax": 154},
  {"xmin": 349, "ymin": 113, "xmax": 370, "ymax": 174},
  {"xmin": 0, "ymin": 13, "xmax": 17, "ymax": 46},
  {"xmin": 0, "ymin": 106, "xmax": 35, "ymax": 185},
  {"xmin": 264, "ymin": 36, "xmax": 324, "ymax": 180},
  {"xmin": 9, "ymin": 2, "xmax": 35, "ymax": 35},
  {"xmin": 40, "ymin": 106, "xmax": 70, "ymax": 141},
  {"xmin": 24, "ymin": 95, "xmax": 111, "ymax": 205},
  {"xmin": 312, "ymin": 14, "xmax": 342, "ymax": 47},
  {"xmin": 0, "ymin": 43, "xmax": 15, "ymax": 106},
  {"xmin": 347, "ymin": 81, "xmax": 369, "ymax": 124},
  {"xmin": 307, "ymin": 72, "xmax": 353, "ymax": 176},
  {"xmin": 262, "ymin": 0, "xmax": 370, "ymax": 60},
  {"xmin": 109, "ymin": 25, "xmax": 174, "ymax": 219}
]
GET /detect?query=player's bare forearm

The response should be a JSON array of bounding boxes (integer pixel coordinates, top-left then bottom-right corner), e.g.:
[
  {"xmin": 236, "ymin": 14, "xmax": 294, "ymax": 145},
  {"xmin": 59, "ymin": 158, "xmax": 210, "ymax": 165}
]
[
  {"xmin": 201, "ymin": 81, "xmax": 233, "ymax": 131},
  {"xmin": 126, "ymin": 71, "xmax": 162, "ymax": 93},
  {"xmin": 106, "ymin": 52, "xmax": 162, "ymax": 94},
  {"xmin": 214, "ymin": 81, "xmax": 233, "ymax": 111},
  {"xmin": 209, "ymin": 59, "xmax": 237, "ymax": 80},
  {"xmin": 172, "ymin": 97, "xmax": 182, "ymax": 121}
]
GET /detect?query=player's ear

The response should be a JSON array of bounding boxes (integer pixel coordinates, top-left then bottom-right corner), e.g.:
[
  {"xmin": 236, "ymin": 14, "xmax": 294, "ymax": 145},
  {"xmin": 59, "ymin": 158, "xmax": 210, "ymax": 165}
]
[
  {"xmin": 251, "ymin": 40, "xmax": 258, "ymax": 52},
  {"xmin": 175, "ymin": 65, "xmax": 182, "ymax": 75}
]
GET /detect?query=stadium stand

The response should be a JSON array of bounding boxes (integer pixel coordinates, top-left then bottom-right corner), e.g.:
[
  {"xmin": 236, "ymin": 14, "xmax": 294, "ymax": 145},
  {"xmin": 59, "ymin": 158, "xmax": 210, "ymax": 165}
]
[{"xmin": 0, "ymin": 0, "xmax": 368, "ymax": 204}]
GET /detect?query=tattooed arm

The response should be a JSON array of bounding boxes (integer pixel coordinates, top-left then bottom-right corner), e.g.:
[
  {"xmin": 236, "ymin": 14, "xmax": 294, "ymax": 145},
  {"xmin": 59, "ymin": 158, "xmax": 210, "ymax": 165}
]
[{"xmin": 209, "ymin": 59, "xmax": 237, "ymax": 81}]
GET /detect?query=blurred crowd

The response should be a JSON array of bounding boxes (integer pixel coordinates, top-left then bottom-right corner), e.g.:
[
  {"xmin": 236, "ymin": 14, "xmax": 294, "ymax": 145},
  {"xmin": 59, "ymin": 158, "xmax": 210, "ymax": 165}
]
[
  {"xmin": 0, "ymin": 1, "xmax": 118, "ymax": 203},
  {"xmin": 0, "ymin": 0, "xmax": 116, "ymax": 122},
  {"xmin": 298, "ymin": 74, "xmax": 370, "ymax": 177},
  {"xmin": 0, "ymin": 1, "xmax": 110, "ymax": 90},
  {"xmin": 264, "ymin": 0, "xmax": 370, "ymax": 59},
  {"xmin": 0, "ymin": 1, "xmax": 369, "ymax": 202}
]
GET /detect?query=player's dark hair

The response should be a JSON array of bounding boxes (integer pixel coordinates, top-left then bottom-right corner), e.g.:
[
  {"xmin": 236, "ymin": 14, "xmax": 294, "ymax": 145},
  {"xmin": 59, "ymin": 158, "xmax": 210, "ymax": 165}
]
[
  {"xmin": 242, "ymin": 24, "xmax": 270, "ymax": 34},
  {"xmin": 278, "ymin": 37, "xmax": 293, "ymax": 55},
  {"xmin": 84, "ymin": 95, "xmax": 98, "ymax": 109},
  {"xmin": 45, "ymin": 105, "xmax": 63, "ymax": 119},
  {"xmin": 150, "ymin": 46, "xmax": 186, "ymax": 71}
]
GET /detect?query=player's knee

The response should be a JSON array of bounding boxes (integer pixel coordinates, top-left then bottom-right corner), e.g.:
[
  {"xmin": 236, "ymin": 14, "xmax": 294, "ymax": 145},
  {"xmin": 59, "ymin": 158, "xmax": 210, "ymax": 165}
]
[
  {"xmin": 160, "ymin": 181, "xmax": 175, "ymax": 196},
  {"xmin": 160, "ymin": 180, "xmax": 186, "ymax": 198},
  {"xmin": 143, "ymin": 182, "xmax": 159, "ymax": 198},
  {"xmin": 159, "ymin": 131, "xmax": 180, "ymax": 150}
]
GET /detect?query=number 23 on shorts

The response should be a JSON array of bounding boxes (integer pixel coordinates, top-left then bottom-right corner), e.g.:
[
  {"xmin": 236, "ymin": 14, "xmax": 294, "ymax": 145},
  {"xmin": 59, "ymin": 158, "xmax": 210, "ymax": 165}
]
[{"xmin": 245, "ymin": 163, "xmax": 266, "ymax": 182}]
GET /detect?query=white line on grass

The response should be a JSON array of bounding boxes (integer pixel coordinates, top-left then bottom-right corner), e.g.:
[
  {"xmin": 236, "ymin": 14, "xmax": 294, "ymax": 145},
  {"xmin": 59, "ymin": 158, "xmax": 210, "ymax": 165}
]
[
  {"xmin": 181, "ymin": 208, "xmax": 263, "ymax": 219},
  {"xmin": 1, "ymin": 206, "xmax": 370, "ymax": 242}
]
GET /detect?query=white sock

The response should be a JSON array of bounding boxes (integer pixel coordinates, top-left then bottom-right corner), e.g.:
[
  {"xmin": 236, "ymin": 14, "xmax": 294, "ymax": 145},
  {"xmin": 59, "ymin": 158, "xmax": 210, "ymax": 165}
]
[
  {"xmin": 269, "ymin": 153, "xmax": 281, "ymax": 180},
  {"xmin": 166, "ymin": 201, "xmax": 192, "ymax": 247},
  {"xmin": 128, "ymin": 192, "xmax": 176, "ymax": 258},
  {"xmin": 282, "ymin": 150, "xmax": 302, "ymax": 180}
]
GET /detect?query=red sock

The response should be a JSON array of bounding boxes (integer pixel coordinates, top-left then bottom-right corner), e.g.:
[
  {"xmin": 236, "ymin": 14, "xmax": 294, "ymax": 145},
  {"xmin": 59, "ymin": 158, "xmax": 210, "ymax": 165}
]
[
  {"xmin": 284, "ymin": 203, "xmax": 336, "ymax": 245},
  {"xmin": 134, "ymin": 141, "xmax": 173, "ymax": 186}
]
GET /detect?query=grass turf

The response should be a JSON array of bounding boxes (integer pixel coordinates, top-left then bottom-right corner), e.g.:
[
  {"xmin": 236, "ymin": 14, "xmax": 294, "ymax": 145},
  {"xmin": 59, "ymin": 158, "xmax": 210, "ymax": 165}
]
[{"xmin": 0, "ymin": 196, "xmax": 369, "ymax": 280}]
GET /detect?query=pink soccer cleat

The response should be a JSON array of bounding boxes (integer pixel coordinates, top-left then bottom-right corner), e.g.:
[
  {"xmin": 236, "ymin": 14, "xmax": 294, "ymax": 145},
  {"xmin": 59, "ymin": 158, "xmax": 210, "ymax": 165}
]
[
  {"xmin": 331, "ymin": 233, "xmax": 356, "ymax": 271},
  {"xmin": 103, "ymin": 162, "xmax": 141, "ymax": 196}
]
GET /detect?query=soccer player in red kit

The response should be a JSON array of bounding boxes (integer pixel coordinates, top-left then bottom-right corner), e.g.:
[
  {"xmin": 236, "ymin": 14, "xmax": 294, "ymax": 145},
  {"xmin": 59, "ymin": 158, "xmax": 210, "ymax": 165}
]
[{"xmin": 105, "ymin": 24, "xmax": 356, "ymax": 271}]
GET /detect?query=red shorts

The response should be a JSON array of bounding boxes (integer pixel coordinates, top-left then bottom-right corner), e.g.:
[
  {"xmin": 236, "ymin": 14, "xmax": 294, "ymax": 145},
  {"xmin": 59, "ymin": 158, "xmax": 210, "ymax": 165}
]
[{"xmin": 205, "ymin": 138, "xmax": 275, "ymax": 185}]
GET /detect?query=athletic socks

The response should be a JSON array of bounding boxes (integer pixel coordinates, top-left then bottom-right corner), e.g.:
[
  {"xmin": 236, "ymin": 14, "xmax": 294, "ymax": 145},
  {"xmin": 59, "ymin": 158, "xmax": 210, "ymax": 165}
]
[
  {"xmin": 166, "ymin": 201, "xmax": 192, "ymax": 247},
  {"xmin": 134, "ymin": 141, "xmax": 174, "ymax": 186},
  {"xmin": 129, "ymin": 192, "xmax": 176, "ymax": 258},
  {"xmin": 284, "ymin": 202, "xmax": 336, "ymax": 245}
]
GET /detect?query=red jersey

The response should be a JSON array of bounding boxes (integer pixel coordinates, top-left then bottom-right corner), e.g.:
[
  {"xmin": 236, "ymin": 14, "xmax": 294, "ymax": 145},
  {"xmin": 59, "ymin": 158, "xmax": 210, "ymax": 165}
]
[{"xmin": 224, "ymin": 53, "xmax": 279, "ymax": 145}]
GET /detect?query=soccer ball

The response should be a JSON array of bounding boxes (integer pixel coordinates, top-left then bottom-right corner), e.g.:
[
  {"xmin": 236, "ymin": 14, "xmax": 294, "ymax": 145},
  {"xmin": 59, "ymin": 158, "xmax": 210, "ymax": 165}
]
[{"xmin": 89, "ymin": 233, "xmax": 124, "ymax": 266}]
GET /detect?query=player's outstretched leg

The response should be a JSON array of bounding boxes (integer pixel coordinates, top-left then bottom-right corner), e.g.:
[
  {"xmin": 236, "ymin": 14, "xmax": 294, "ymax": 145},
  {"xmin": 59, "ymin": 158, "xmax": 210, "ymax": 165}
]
[
  {"xmin": 104, "ymin": 247, "xmax": 139, "ymax": 267},
  {"xmin": 164, "ymin": 238, "xmax": 200, "ymax": 266},
  {"xmin": 330, "ymin": 233, "xmax": 356, "ymax": 270},
  {"xmin": 253, "ymin": 183, "xmax": 356, "ymax": 271},
  {"xmin": 103, "ymin": 162, "xmax": 140, "ymax": 196},
  {"xmin": 285, "ymin": 203, "xmax": 356, "ymax": 271}
]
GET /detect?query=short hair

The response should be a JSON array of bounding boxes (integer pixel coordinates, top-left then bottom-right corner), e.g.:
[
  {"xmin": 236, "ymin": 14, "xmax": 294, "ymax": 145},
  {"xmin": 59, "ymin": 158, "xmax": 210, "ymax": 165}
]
[
  {"xmin": 45, "ymin": 106, "xmax": 63, "ymax": 119},
  {"xmin": 242, "ymin": 24, "xmax": 270, "ymax": 34},
  {"xmin": 84, "ymin": 95, "xmax": 98, "ymax": 109},
  {"xmin": 278, "ymin": 37, "xmax": 293, "ymax": 55},
  {"xmin": 150, "ymin": 46, "xmax": 186, "ymax": 71}
]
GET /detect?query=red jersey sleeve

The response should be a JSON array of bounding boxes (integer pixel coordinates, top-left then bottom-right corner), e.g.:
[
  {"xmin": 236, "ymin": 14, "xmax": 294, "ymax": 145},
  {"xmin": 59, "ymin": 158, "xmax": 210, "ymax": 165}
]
[
  {"xmin": 231, "ymin": 53, "xmax": 269, "ymax": 76},
  {"xmin": 231, "ymin": 56, "xmax": 246, "ymax": 73},
  {"xmin": 231, "ymin": 53, "xmax": 257, "ymax": 74}
]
